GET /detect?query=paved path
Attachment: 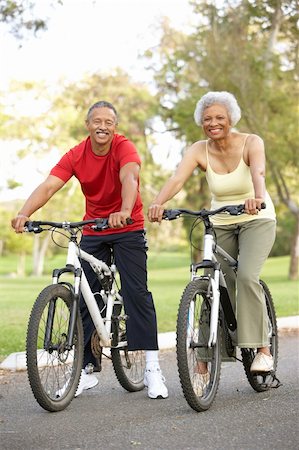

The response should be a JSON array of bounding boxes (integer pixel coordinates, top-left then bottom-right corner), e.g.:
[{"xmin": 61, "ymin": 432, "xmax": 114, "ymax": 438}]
[{"xmin": 0, "ymin": 333, "xmax": 298, "ymax": 450}]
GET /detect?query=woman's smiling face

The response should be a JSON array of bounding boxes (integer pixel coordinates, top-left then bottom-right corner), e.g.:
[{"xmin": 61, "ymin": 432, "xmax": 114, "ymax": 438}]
[{"xmin": 202, "ymin": 103, "xmax": 231, "ymax": 140}]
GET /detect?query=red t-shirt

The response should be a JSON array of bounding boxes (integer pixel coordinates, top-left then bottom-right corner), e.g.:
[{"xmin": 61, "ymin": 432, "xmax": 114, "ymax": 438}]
[{"xmin": 50, "ymin": 134, "xmax": 144, "ymax": 235}]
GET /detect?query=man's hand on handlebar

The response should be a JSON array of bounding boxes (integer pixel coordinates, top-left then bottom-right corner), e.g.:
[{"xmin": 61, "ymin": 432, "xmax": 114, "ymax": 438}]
[
  {"xmin": 108, "ymin": 210, "xmax": 133, "ymax": 228},
  {"xmin": 11, "ymin": 214, "xmax": 30, "ymax": 233},
  {"xmin": 147, "ymin": 204, "xmax": 165, "ymax": 223}
]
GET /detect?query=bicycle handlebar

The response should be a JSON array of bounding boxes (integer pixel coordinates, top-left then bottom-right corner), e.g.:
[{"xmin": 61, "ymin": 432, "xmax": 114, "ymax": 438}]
[
  {"xmin": 162, "ymin": 203, "xmax": 266, "ymax": 221},
  {"xmin": 24, "ymin": 217, "xmax": 133, "ymax": 233}
]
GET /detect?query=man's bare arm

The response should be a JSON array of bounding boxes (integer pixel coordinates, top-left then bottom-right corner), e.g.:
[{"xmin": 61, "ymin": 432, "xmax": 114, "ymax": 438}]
[{"xmin": 11, "ymin": 175, "xmax": 66, "ymax": 232}]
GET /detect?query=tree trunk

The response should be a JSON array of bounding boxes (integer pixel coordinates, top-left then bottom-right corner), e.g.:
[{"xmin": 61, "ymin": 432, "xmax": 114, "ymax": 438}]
[
  {"xmin": 17, "ymin": 251, "xmax": 26, "ymax": 276},
  {"xmin": 289, "ymin": 214, "xmax": 299, "ymax": 280},
  {"xmin": 32, "ymin": 233, "xmax": 51, "ymax": 276}
]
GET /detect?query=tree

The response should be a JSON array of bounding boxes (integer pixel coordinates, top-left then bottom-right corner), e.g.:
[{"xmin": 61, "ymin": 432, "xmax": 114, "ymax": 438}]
[
  {"xmin": 0, "ymin": 0, "xmax": 62, "ymax": 39},
  {"xmin": 0, "ymin": 203, "xmax": 33, "ymax": 275},
  {"xmin": 145, "ymin": 0, "xmax": 299, "ymax": 278}
]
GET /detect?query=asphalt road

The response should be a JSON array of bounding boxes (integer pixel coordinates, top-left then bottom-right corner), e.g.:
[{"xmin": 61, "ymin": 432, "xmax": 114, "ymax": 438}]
[{"xmin": 0, "ymin": 333, "xmax": 298, "ymax": 450}]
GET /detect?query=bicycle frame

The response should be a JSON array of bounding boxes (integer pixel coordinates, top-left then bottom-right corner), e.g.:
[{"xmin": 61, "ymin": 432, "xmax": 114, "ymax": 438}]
[
  {"xmin": 191, "ymin": 229, "xmax": 238, "ymax": 348},
  {"xmin": 52, "ymin": 238, "xmax": 121, "ymax": 348}
]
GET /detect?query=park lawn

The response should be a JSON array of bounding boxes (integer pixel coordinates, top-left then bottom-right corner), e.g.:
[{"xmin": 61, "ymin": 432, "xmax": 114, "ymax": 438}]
[
  {"xmin": 0, "ymin": 253, "xmax": 298, "ymax": 361},
  {"xmin": 0, "ymin": 277, "xmax": 47, "ymax": 358}
]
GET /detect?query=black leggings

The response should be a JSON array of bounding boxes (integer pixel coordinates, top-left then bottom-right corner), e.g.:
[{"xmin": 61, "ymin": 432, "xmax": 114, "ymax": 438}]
[{"xmin": 79, "ymin": 230, "xmax": 158, "ymax": 367}]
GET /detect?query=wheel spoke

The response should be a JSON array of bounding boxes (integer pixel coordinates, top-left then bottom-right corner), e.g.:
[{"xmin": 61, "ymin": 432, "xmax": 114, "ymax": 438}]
[
  {"xmin": 26, "ymin": 285, "xmax": 84, "ymax": 411},
  {"xmin": 177, "ymin": 279, "xmax": 221, "ymax": 412},
  {"xmin": 111, "ymin": 307, "xmax": 145, "ymax": 392}
]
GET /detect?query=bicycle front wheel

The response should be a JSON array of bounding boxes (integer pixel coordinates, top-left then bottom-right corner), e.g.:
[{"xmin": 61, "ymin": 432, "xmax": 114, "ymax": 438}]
[
  {"xmin": 26, "ymin": 284, "xmax": 84, "ymax": 412},
  {"xmin": 176, "ymin": 278, "xmax": 221, "ymax": 412},
  {"xmin": 241, "ymin": 280, "xmax": 279, "ymax": 392},
  {"xmin": 111, "ymin": 305, "xmax": 145, "ymax": 392}
]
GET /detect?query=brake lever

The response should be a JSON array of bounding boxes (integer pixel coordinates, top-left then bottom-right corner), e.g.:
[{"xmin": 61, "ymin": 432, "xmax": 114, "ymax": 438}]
[
  {"xmin": 24, "ymin": 221, "xmax": 43, "ymax": 233},
  {"xmin": 93, "ymin": 218, "xmax": 109, "ymax": 231},
  {"xmin": 227, "ymin": 205, "xmax": 245, "ymax": 216},
  {"xmin": 92, "ymin": 217, "xmax": 134, "ymax": 231},
  {"xmin": 162, "ymin": 209, "xmax": 182, "ymax": 220}
]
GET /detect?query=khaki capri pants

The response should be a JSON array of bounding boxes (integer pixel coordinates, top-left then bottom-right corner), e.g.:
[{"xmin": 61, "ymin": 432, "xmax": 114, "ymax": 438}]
[{"xmin": 214, "ymin": 218, "xmax": 276, "ymax": 348}]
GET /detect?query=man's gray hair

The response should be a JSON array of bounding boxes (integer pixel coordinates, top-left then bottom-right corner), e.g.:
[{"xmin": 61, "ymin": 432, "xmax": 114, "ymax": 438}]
[
  {"xmin": 194, "ymin": 91, "xmax": 241, "ymax": 127},
  {"xmin": 86, "ymin": 101, "xmax": 118, "ymax": 123}
]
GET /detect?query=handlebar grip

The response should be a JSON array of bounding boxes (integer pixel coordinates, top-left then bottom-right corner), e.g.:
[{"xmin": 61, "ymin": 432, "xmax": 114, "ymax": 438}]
[
  {"xmin": 162, "ymin": 209, "xmax": 182, "ymax": 220},
  {"xmin": 24, "ymin": 221, "xmax": 43, "ymax": 233},
  {"xmin": 93, "ymin": 217, "xmax": 134, "ymax": 231}
]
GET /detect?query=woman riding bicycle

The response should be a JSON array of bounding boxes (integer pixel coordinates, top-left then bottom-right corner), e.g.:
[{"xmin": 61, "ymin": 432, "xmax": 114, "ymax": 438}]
[{"xmin": 148, "ymin": 91, "xmax": 276, "ymax": 382}]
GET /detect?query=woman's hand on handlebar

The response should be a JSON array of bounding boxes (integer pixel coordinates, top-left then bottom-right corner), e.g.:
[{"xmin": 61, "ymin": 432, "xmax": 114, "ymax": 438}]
[
  {"xmin": 147, "ymin": 204, "xmax": 165, "ymax": 223},
  {"xmin": 11, "ymin": 214, "xmax": 30, "ymax": 233},
  {"xmin": 244, "ymin": 198, "xmax": 265, "ymax": 215}
]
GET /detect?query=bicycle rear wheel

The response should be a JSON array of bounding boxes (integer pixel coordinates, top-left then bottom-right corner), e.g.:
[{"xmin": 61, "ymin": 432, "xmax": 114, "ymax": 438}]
[
  {"xmin": 111, "ymin": 304, "xmax": 145, "ymax": 392},
  {"xmin": 26, "ymin": 284, "xmax": 84, "ymax": 412},
  {"xmin": 241, "ymin": 280, "xmax": 279, "ymax": 392},
  {"xmin": 176, "ymin": 278, "xmax": 221, "ymax": 412}
]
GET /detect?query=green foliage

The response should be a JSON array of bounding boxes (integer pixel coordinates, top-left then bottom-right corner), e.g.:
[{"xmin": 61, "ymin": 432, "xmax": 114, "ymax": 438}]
[
  {"xmin": 0, "ymin": 0, "xmax": 62, "ymax": 39},
  {"xmin": 6, "ymin": 179, "xmax": 22, "ymax": 189},
  {"xmin": 0, "ymin": 204, "xmax": 32, "ymax": 255}
]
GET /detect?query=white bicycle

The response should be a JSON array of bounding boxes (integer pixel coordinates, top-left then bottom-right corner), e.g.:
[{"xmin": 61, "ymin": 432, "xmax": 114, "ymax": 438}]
[
  {"xmin": 25, "ymin": 218, "xmax": 145, "ymax": 412},
  {"xmin": 163, "ymin": 204, "xmax": 280, "ymax": 412}
]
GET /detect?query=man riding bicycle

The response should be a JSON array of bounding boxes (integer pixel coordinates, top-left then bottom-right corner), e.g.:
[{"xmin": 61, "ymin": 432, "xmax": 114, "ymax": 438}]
[{"xmin": 11, "ymin": 100, "xmax": 168, "ymax": 400}]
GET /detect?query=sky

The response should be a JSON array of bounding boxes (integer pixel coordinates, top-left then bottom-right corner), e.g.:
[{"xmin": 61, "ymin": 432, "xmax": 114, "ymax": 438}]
[
  {"xmin": 0, "ymin": 0, "xmax": 195, "ymax": 201},
  {"xmin": 1, "ymin": 0, "xmax": 195, "ymax": 86}
]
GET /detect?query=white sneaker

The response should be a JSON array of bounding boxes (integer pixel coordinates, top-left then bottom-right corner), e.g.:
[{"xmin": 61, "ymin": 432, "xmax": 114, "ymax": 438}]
[
  {"xmin": 55, "ymin": 378, "xmax": 71, "ymax": 398},
  {"xmin": 193, "ymin": 372, "xmax": 210, "ymax": 397},
  {"xmin": 144, "ymin": 368, "xmax": 168, "ymax": 399},
  {"xmin": 75, "ymin": 370, "xmax": 99, "ymax": 397},
  {"xmin": 250, "ymin": 352, "xmax": 274, "ymax": 373}
]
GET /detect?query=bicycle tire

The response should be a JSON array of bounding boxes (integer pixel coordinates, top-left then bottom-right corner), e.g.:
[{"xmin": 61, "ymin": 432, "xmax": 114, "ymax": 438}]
[
  {"xmin": 241, "ymin": 280, "xmax": 279, "ymax": 392},
  {"xmin": 111, "ymin": 304, "xmax": 145, "ymax": 392},
  {"xmin": 176, "ymin": 278, "xmax": 221, "ymax": 412},
  {"xmin": 26, "ymin": 284, "xmax": 84, "ymax": 412}
]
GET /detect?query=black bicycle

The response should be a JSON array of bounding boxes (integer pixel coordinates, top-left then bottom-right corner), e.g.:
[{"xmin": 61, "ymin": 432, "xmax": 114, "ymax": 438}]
[{"xmin": 163, "ymin": 204, "xmax": 280, "ymax": 412}]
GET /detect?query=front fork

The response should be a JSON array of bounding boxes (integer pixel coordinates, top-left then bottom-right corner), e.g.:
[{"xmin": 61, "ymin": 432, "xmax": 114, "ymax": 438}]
[
  {"xmin": 44, "ymin": 266, "xmax": 81, "ymax": 352},
  {"xmin": 208, "ymin": 264, "xmax": 220, "ymax": 348},
  {"xmin": 191, "ymin": 264, "xmax": 221, "ymax": 349}
]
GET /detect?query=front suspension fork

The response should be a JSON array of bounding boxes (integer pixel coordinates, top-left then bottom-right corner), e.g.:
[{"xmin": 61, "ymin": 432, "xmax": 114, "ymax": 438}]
[
  {"xmin": 208, "ymin": 265, "xmax": 220, "ymax": 348},
  {"xmin": 44, "ymin": 266, "xmax": 81, "ymax": 352}
]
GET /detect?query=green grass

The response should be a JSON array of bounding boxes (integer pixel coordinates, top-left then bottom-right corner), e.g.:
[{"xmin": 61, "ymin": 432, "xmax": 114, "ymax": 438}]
[{"xmin": 0, "ymin": 253, "xmax": 298, "ymax": 361}]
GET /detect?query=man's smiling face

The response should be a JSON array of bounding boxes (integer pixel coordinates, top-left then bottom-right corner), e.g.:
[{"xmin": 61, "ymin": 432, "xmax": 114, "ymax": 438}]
[{"xmin": 86, "ymin": 106, "xmax": 117, "ymax": 153}]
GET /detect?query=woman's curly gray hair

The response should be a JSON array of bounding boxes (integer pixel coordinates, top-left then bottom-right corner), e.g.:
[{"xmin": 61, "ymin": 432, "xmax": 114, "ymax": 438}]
[{"xmin": 194, "ymin": 91, "xmax": 241, "ymax": 127}]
